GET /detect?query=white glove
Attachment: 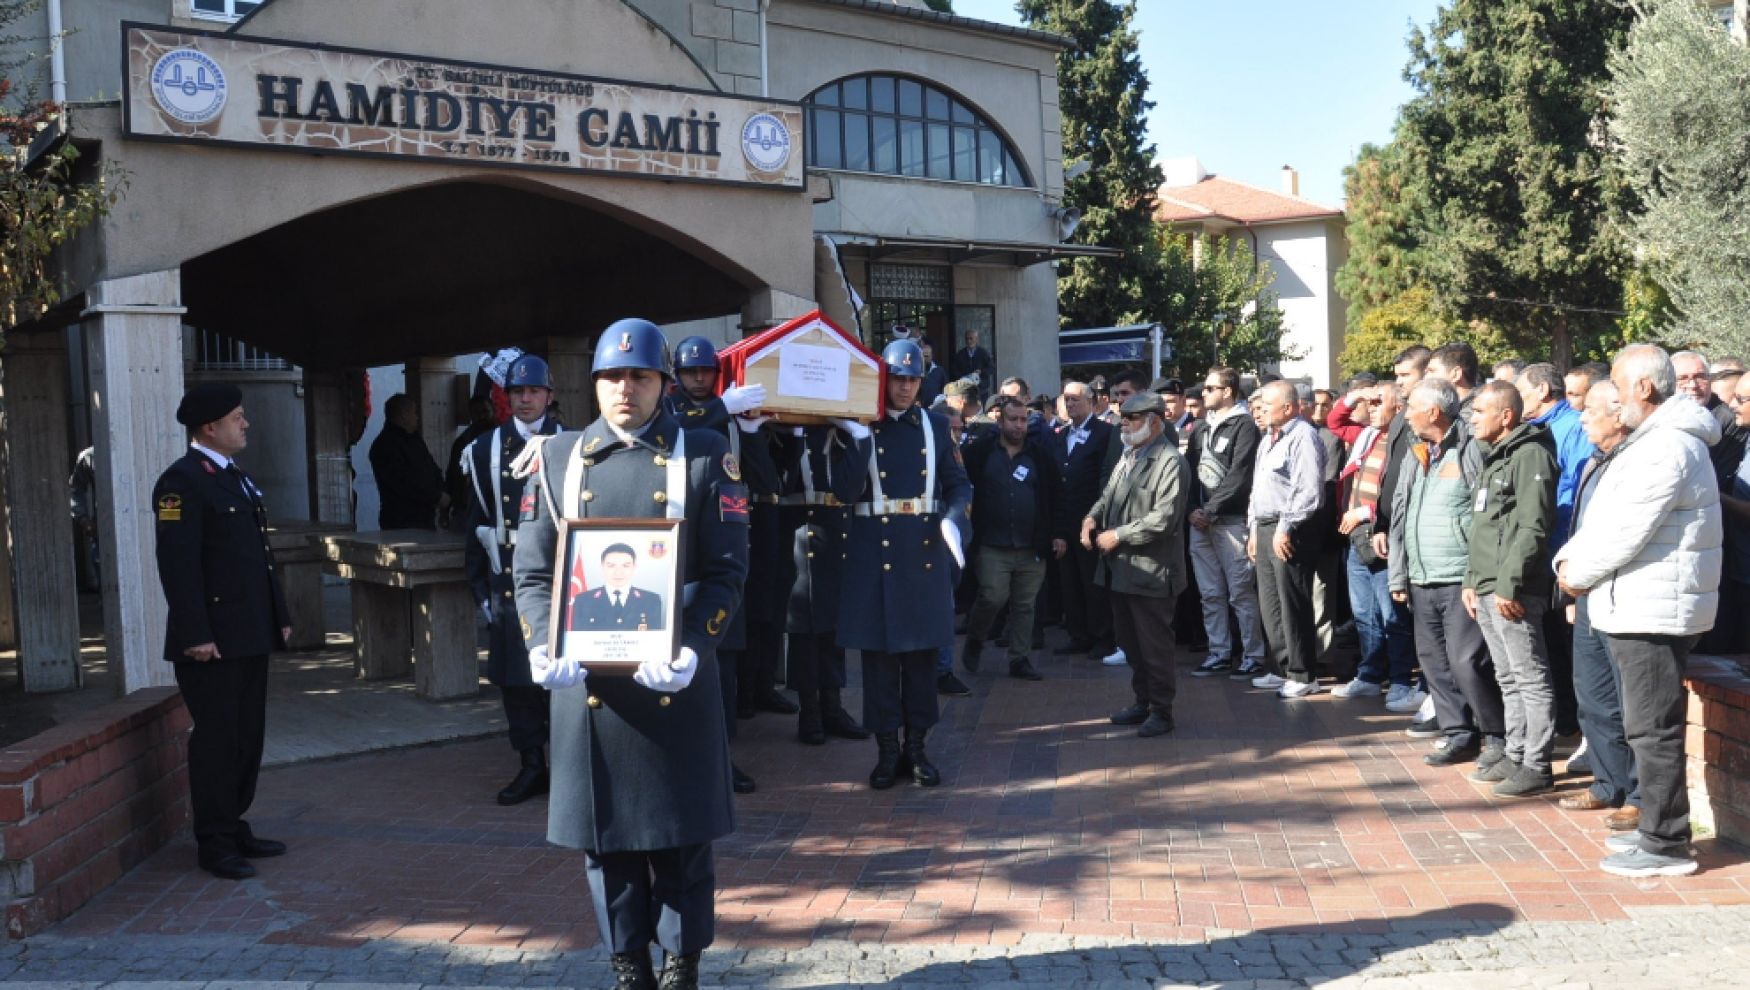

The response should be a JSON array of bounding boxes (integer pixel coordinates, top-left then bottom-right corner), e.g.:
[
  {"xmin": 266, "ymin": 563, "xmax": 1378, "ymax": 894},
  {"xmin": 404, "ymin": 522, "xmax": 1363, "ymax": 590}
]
[
  {"xmin": 633, "ymin": 646, "xmax": 698, "ymax": 693},
  {"xmin": 831, "ymin": 417, "xmax": 871, "ymax": 441},
  {"xmin": 528, "ymin": 644, "xmax": 586, "ymax": 690},
  {"xmin": 940, "ymin": 518, "xmax": 966, "ymax": 569},
  {"xmin": 735, "ymin": 413, "xmax": 770, "ymax": 433},
  {"xmin": 721, "ymin": 384, "xmax": 767, "ymax": 416}
]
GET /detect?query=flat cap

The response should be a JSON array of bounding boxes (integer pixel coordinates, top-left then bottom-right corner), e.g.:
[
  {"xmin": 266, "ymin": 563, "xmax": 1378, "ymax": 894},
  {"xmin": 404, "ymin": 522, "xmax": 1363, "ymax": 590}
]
[
  {"xmin": 945, "ymin": 378, "xmax": 977, "ymax": 397},
  {"xmin": 176, "ymin": 383, "xmax": 242, "ymax": 427},
  {"xmin": 1120, "ymin": 392, "xmax": 1165, "ymax": 416}
]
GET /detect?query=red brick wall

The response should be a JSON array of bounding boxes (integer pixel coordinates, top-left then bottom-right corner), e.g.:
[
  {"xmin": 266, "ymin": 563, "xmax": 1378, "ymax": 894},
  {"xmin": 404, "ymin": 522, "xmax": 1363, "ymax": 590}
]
[
  {"xmin": 1685, "ymin": 656, "xmax": 1750, "ymax": 848},
  {"xmin": 0, "ymin": 687, "xmax": 190, "ymax": 940}
]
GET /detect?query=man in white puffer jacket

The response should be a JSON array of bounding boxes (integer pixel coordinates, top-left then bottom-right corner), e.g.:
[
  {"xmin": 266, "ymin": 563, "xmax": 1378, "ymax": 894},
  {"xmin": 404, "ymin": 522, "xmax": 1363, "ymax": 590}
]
[{"xmin": 1556, "ymin": 344, "xmax": 1721, "ymax": 879}]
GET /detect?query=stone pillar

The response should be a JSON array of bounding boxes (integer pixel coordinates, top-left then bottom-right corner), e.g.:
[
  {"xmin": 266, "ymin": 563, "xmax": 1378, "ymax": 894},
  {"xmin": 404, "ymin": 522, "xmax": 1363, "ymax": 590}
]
[
  {"xmin": 83, "ymin": 270, "xmax": 186, "ymax": 695},
  {"xmin": 404, "ymin": 357, "xmax": 459, "ymax": 470},
  {"xmin": 0, "ymin": 331, "xmax": 82, "ymax": 692},
  {"xmin": 542, "ymin": 336, "xmax": 594, "ymax": 428},
  {"xmin": 742, "ymin": 286, "xmax": 814, "ymax": 336},
  {"xmin": 303, "ymin": 368, "xmax": 357, "ymax": 527}
]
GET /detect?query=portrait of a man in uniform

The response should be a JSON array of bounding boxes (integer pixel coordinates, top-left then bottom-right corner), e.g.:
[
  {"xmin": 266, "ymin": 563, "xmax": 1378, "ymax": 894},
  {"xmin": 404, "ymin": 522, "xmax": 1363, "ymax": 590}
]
[{"xmin": 567, "ymin": 542, "xmax": 667, "ymax": 632}]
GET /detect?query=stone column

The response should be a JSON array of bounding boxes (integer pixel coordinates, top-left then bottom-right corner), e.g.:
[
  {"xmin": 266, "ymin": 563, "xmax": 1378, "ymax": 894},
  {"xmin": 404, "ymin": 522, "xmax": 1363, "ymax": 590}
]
[
  {"xmin": 405, "ymin": 357, "xmax": 459, "ymax": 470},
  {"xmin": 83, "ymin": 270, "xmax": 186, "ymax": 695},
  {"xmin": 0, "ymin": 331, "xmax": 82, "ymax": 692},
  {"xmin": 303, "ymin": 368, "xmax": 357, "ymax": 527},
  {"xmin": 742, "ymin": 286, "xmax": 814, "ymax": 336},
  {"xmin": 541, "ymin": 336, "xmax": 594, "ymax": 427}
]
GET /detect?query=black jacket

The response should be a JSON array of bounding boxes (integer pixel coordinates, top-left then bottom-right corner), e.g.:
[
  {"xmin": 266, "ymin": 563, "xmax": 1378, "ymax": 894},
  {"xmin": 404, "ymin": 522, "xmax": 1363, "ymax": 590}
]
[
  {"xmin": 370, "ymin": 423, "xmax": 445, "ymax": 529},
  {"xmin": 1054, "ymin": 414, "xmax": 1114, "ymax": 517},
  {"xmin": 153, "ymin": 449, "xmax": 290, "ymax": 661},
  {"xmin": 1186, "ymin": 406, "xmax": 1259, "ymax": 520},
  {"xmin": 949, "ymin": 345, "xmax": 993, "ymax": 385},
  {"xmin": 963, "ymin": 431, "xmax": 1069, "ymax": 557}
]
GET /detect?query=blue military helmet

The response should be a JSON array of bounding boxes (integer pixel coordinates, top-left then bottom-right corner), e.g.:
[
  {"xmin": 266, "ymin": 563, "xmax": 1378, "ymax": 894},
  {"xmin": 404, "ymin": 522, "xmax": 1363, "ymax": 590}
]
[
  {"xmin": 882, "ymin": 339, "xmax": 925, "ymax": 378},
  {"xmin": 504, "ymin": 353, "xmax": 552, "ymax": 390},
  {"xmin": 673, "ymin": 335, "xmax": 718, "ymax": 371},
  {"xmin": 592, "ymin": 318, "xmax": 673, "ymax": 379}
]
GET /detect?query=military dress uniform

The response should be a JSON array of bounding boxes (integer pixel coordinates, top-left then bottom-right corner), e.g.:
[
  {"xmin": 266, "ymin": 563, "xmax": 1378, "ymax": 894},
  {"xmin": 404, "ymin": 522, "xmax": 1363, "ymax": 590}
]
[
  {"xmin": 153, "ymin": 386, "xmax": 290, "ymax": 879},
  {"xmin": 462, "ymin": 414, "xmax": 563, "ymax": 802},
  {"xmin": 512, "ymin": 405, "xmax": 748, "ymax": 970},
  {"xmin": 834, "ymin": 403, "xmax": 972, "ymax": 785},
  {"xmin": 778, "ymin": 425, "xmax": 872, "ymax": 742}
]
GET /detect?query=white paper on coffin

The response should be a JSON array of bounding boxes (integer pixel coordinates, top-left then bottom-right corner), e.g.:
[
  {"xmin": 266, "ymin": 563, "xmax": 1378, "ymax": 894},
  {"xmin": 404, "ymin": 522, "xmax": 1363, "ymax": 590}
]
[{"xmin": 776, "ymin": 344, "xmax": 851, "ymax": 402}]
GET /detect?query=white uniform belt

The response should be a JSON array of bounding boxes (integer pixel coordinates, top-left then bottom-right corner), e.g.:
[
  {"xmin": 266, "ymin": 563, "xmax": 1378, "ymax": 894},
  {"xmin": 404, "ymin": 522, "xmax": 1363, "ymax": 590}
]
[{"xmin": 854, "ymin": 497, "xmax": 938, "ymax": 517}]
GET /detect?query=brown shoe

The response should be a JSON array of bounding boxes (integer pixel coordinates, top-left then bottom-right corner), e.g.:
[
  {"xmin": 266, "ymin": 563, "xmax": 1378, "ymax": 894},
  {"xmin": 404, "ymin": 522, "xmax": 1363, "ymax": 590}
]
[
  {"xmin": 1559, "ymin": 791, "xmax": 1612, "ymax": 811},
  {"xmin": 1605, "ymin": 806, "xmax": 1640, "ymax": 831}
]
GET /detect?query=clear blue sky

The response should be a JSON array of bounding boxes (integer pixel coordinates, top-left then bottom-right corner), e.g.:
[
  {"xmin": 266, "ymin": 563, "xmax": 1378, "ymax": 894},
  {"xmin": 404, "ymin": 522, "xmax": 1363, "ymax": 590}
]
[{"xmin": 951, "ymin": 0, "xmax": 1444, "ymax": 208}]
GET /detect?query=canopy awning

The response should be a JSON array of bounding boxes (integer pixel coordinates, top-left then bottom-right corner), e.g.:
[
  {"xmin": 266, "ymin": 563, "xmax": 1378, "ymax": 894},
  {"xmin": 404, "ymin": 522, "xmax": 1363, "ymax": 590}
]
[
  {"xmin": 1059, "ymin": 323, "xmax": 1171, "ymax": 370},
  {"xmin": 823, "ymin": 232, "xmax": 1122, "ymax": 268}
]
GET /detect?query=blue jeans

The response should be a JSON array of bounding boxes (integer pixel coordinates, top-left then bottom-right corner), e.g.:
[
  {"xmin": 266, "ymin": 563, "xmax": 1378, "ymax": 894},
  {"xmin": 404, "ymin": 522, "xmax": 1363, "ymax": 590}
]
[
  {"xmin": 1573, "ymin": 598, "xmax": 1640, "ymax": 807},
  {"xmin": 1345, "ymin": 547, "xmax": 1415, "ymax": 686}
]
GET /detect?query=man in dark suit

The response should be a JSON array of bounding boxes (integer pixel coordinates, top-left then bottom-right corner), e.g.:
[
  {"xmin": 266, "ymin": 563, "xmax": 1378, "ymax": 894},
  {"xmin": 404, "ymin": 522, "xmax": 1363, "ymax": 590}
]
[
  {"xmin": 568, "ymin": 544, "xmax": 667, "ymax": 631},
  {"xmin": 370, "ymin": 393, "xmax": 447, "ymax": 529},
  {"xmin": 513, "ymin": 319, "xmax": 747, "ymax": 990},
  {"xmin": 919, "ymin": 339, "xmax": 949, "ymax": 407},
  {"xmin": 948, "ymin": 328, "xmax": 994, "ymax": 391},
  {"xmin": 1054, "ymin": 380, "xmax": 1115, "ymax": 658},
  {"xmin": 153, "ymin": 383, "xmax": 291, "ymax": 881}
]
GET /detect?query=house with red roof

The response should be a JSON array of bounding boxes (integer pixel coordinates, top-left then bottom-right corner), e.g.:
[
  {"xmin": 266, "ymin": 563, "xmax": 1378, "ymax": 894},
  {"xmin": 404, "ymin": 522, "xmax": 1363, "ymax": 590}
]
[{"xmin": 1156, "ymin": 157, "xmax": 1349, "ymax": 387}]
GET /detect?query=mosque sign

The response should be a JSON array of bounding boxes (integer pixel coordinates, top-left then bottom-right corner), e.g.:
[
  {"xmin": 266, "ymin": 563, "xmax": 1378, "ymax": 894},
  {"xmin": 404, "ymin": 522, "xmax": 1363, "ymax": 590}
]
[{"xmin": 122, "ymin": 24, "xmax": 806, "ymax": 190}]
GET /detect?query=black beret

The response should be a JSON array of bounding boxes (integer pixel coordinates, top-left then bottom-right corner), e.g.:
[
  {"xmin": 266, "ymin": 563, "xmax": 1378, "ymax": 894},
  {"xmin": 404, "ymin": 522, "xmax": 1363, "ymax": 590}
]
[{"xmin": 175, "ymin": 383, "xmax": 242, "ymax": 427}]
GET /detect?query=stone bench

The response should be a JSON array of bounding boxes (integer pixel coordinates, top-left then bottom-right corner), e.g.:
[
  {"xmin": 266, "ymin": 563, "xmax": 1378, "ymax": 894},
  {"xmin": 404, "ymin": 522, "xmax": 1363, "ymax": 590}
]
[
  {"xmin": 319, "ymin": 530, "xmax": 477, "ymax": 701},
  {"xmin": 267, "ymin": 521, "xmax": 350, "ymax": 651}
]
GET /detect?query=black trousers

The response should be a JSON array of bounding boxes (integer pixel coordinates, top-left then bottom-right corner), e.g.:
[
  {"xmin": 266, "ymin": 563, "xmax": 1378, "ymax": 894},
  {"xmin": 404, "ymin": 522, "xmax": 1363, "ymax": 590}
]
[
  {"xmin": 860, "ymin": 649, "xmax": 939, "ymax": 734},
  {"xmin": 716, "ymin": 649, "xmax": 740, "ymax": 740},
  {"xmin": 585, "ymin": 842, "xmax": 715, "ymax": 956},
  {"xmin": 1059, "ymin": 540, "xmax": 1112, "ymax": 649},
  {"xmin": 173, "ymin": 654, "xmax": 269, "ymax": 854},
  {"xmin": 1542, "ymin": 605, "xmax": 1579, "ymax": 736},
  {"xmin": 501, "ymin": 684, "xmax": 550, "ymax": 753},
  {"xmin": 1110, "ymin": 591, "xmax": 1177, "ymax": 716},
  {"xmin": 786, "ymin": 631, "xmax": 847, "ymax": 697},
  {"xmin": 1410, "ymin": 582, "xmax": 1505, "ymax": 747},
  {"xmin": 1604, "ymin": 632, "xmax": 1693, "ymax": 856},
  {"xmin": 737, "ymin": 618, "xmax": 786, "ymax": 703},
  {"xmin": 1254, "ymin": 522, "xmax": 1320, "ymax": 682}
]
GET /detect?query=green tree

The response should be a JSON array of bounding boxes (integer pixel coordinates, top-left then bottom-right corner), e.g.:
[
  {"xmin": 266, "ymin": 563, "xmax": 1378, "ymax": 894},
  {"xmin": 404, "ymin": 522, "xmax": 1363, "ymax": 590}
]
[
  {"xmin": 1337, "ymin": 286, "xmax": 1464, "ymax": 376},
  {"xmin": 921, "ymin": 0, "xmax": 954, "ymax": 13},
  {"xmin": 1334, "ymin": 136, "xmax": 1430, "ymax": 329},
  {"xmin": 1018, "ymin": 0, "xmax": 1165, "ymax": 329},
  {"xmin": 1399, "ymin": 0, "xmax": 1634, "ymax": 369},
  {"xmin": 1607, "ymin": 0, "xmax": 1750, "ymax": 356},
  {"xmin": 1155, "ymin": 231, "xmax": 1295, "ymax": 383},
  {"xmin": 0, "ymin": 0, "xmax": 116, "ymax": 340}
]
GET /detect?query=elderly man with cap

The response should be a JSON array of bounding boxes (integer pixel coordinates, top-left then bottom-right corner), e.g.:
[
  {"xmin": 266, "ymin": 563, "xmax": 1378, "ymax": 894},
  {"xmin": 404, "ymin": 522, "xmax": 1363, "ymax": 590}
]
[
  {"xmin": 1082, "ymin": 391, "xmax": 1192, "ymax": 737},
  {"xmin": 836, "ymin": 338, "xmax": 973, "ymax": 789},
  {"xmin": 154, "ymin": 383, "xmax": 291, "ymax": 881},
  {"xmin": 461, "ymin": 353, "xmax": 563, "ymax": 806},
  {"xmin": 512, "ymin": 318, "xmax": 749, "ymax": 990}
]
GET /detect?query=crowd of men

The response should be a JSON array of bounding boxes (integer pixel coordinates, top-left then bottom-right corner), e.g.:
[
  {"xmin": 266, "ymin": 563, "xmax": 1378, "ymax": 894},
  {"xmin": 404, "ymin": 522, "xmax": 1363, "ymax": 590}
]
[{"xmin": 157, "ymin": 325, "xmax": 1734, "ymax": 989}]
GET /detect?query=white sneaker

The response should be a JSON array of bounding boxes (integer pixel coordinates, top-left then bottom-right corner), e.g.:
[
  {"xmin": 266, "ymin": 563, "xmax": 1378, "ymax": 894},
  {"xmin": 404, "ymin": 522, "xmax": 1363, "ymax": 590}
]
[
  {"xmin": 1278, "ymin": 679, "xmax": 1323, "ymax": 699},
  {"xmin": 1386, "ymin": 686, "xmax": 1429, "ymax": 714},
  {"xmin": 1101, "ymin": 649, "xmax": 1128, "ymax": 667},
  {"xmin": 1250, "ymin": 673, "xmax": 1286, "ymax": 690},
  {"xmin": 1415, "ymin": 693, "xmax": 1436, "ymax": 721},
  {"xmin": 1332, "ymin": 678, "xmax": 1382, "ymax": 699}
]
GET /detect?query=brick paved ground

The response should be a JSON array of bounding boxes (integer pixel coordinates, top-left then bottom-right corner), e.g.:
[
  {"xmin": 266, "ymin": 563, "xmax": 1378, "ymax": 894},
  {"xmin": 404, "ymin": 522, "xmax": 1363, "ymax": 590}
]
[{"xmin": 12, "ymin": 638, "xmax": 1750, "ymax": 986}]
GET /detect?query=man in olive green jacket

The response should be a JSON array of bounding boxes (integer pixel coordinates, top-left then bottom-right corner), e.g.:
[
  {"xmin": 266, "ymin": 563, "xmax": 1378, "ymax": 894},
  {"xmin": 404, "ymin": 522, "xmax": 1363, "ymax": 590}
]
[
  {"xmin": 1081, "ymin": 392, "xmax": 1191, "ymax": 738},
  {"xmin": 1463, "ymin": 381, "xmax": 1560, "ymax": 798}
]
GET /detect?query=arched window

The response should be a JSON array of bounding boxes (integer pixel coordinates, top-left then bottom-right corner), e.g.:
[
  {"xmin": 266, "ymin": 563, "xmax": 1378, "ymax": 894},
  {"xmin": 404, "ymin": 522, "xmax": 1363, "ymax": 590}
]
[{"xmin": 803, "ymin": 74, "xmax": 1030, "ymax": 188}]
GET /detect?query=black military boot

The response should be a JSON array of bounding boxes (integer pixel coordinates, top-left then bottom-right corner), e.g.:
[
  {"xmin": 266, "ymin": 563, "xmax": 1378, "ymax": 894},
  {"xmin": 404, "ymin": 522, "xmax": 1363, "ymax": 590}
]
[
  {"xmin": 753, "ymin": 684, "xmax": 800, "ymax": 715},
  {"xmin": 820, "ymin": 689, "xmax": 870, "ymax": 739},
  {"xmin": 609, "ymin": 950, "xmax": 657, "ymax": 989},
  {"xmin": 869, "ymin": 732, "xmax": 902, "ymax": 789},
  {"xmin": 732, "ymin": 763, "xmax": 757, "ymax": 794},
  {"xmin": 904, "ymin": 728, "xmax": 941, "ymax": 787},
  {"xmin": 496, "ymin": 748, "xmax": 549, "ymax": 806},
  {"xmin": 796, "ymin": 692, "xmax": 826, "ymax": 745},
  {"xmin": 658, "ymin": 952, "xmax": 700, "ymax": 990}
]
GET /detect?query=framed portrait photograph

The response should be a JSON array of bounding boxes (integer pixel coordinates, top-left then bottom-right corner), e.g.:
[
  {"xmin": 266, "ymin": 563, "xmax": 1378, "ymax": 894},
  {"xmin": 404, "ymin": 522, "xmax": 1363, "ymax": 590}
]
[{"xmin": 549, "ymin": 518, "xmax": 684, "ymax": 674}]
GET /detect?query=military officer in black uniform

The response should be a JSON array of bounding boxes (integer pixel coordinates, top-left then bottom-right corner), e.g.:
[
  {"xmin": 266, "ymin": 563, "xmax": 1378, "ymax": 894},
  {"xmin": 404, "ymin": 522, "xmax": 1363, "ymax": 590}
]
[
  {"xmin": 513, "ymin": 318, "xmax": 748, "ymax": 990},
  {"xmin": 461, "ymin": 354, "xmax": 562, "ymax": 806},
  {"xmin": 777, "ymin": 422, "xmax": 873, "ymax": 744},
  {"xmin": 568, "ymin": 543, "xmax": 666, "ymax": 630},
  {"xmin": 153, "ymin": 383, "xmax": 291, "ymax": 881},
  {"xmin": 834, "ymin": 339, "xmax": 973, "ymax": 789}
]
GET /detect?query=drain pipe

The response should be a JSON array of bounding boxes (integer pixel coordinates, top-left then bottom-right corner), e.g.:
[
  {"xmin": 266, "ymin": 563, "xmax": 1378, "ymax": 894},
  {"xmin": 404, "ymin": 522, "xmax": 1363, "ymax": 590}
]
[
  {"xmin": 759, "ymin": 0, "xmax": 770, "ymax": 97},
  {"xmin": 47, "ymin": 0, "xmax": 67, "ymax": 104}
]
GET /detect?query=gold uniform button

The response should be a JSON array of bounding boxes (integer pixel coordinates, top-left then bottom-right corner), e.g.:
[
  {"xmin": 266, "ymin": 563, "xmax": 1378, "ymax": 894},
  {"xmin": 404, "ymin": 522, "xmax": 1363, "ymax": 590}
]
[
  {"xmin": 883, "ymin": 563, "xmax": 892, "ymax": 571},
  {"xmin": 882, "ymin": 540, "xmax": 890, "ymax": 547},
  {"xmin": 921, "ymin": 448, "xmax": 928, "ymax": 455},
  {"xmin": 654, "ymin": 455, "xmax": 667, "ymax": 466},
  {"xmin": 502, "ymin": 496, "xmax": 511, "ymax": 503},
  {"xmin": 877, "ymin": 447, "xmax": 885, "ymax": 454},
  {"xmin": 654, "ymin": 491, "xmax": 667, "ymax": 503},
  {"xmin": 582, "ymin": 491, "xmax": 594, "ymax": 502},
  {"xmin": 503, "ymin": 590, "xmax": 512, "ymax": 598},
  {"xmin": 881, "ymin": 517, "xmax": 890, "ymax": 525},
  {"xmin": 921, "ymin": 469, "xmax": 929, "ymax": 476},
  {"xmin": 587, "ymin": 695, "xmax": 602, "ymax": 709},
  {"xmin": 659, "ymin": 696, "xmax": 672, "ymax": 707},
  {"xmin": 879, "ymin": 471, "xmax": 887, "ymax": 479},
  {"xmin": 806, "ymin": 551, "xmax": 815, "ymax": 559},
  {"xmin": 925, "ymin": 562, "xmax": 933, "ymax": 570},
  {"xmin": 582, "ymin": 457, "xmax": 596, "ymax": 467},
  {"xmin": 501, "ymin": 471, "xmax": 511, "ymax": 478}
]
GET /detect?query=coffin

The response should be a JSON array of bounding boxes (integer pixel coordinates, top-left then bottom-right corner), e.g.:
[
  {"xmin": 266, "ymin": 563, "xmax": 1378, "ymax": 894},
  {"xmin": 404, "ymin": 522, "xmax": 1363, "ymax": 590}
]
[{"xmin": 717, "ymin": 310, "xmax": 884, "ymax": 423}]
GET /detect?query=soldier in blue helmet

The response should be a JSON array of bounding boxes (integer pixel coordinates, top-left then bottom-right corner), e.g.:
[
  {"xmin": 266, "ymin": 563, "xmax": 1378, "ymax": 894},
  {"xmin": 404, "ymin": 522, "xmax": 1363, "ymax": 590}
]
[
  {"xmin": 460, "ymin": 352, "xmax": 562, "ymax": 806},
  {"xmin": 664, "ymin": 334, "xmax": 786, "ymax": 795},
  {"xmin": 513, "ymin": 317, "xmax": 747, "ymax": 990},
  {"xmin": 831, "ymin": 338, "xmax": 973, "ymax": 789}
]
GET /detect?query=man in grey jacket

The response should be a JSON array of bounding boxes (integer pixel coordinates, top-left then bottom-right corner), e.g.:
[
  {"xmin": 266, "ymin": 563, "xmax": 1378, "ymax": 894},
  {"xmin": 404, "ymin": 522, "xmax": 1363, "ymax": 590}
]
[{"xmin": 1082, "ymin": 392, "xmax": 1191, "ymax": 738}]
